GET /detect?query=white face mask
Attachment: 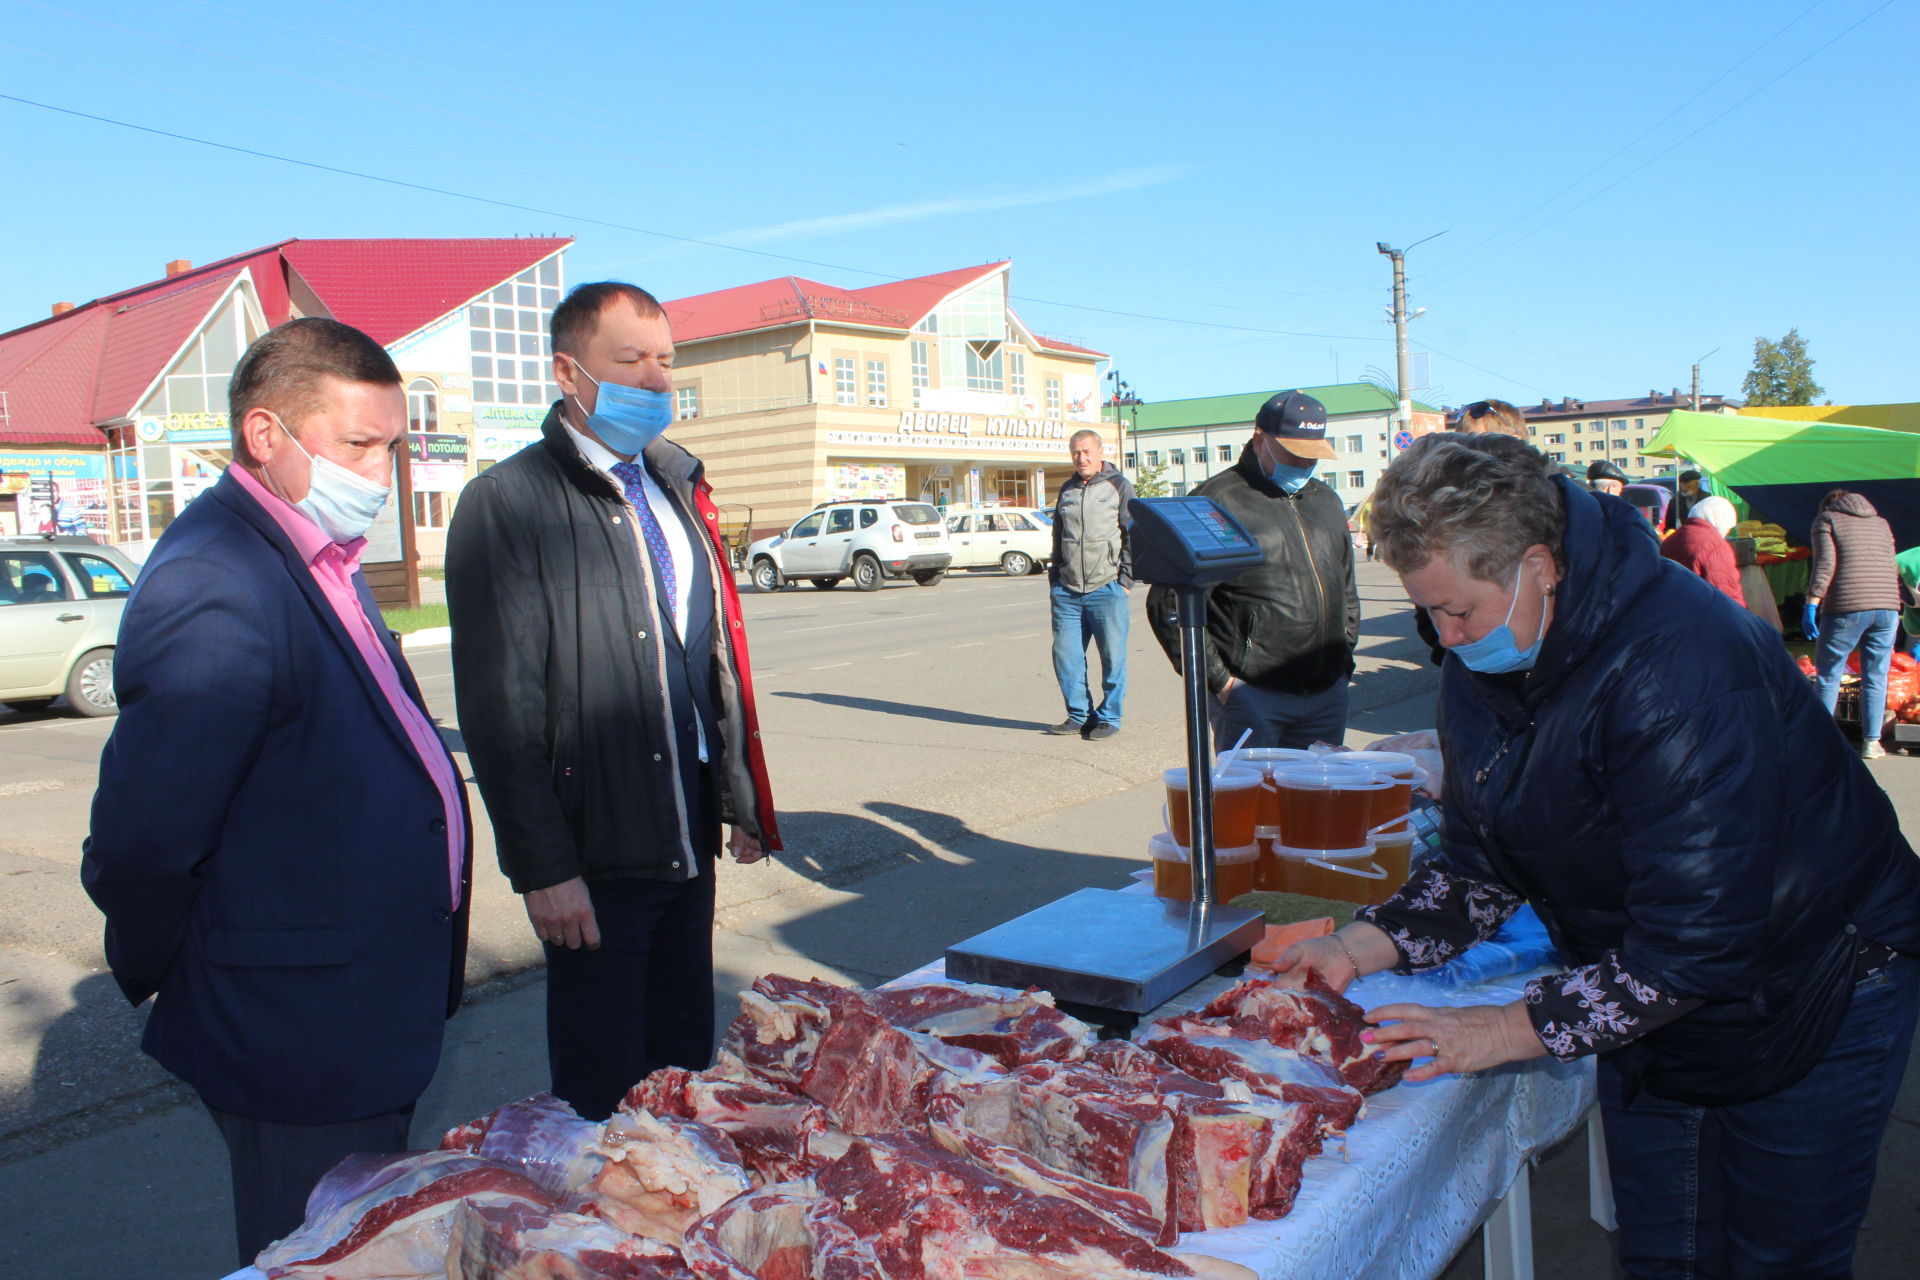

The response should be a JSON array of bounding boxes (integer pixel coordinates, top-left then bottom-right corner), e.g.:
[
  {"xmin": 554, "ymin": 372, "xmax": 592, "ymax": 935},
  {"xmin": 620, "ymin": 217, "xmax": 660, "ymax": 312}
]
[{"xmin": 266, "ymin": 412, "xmax": 392, "ymax": 544}]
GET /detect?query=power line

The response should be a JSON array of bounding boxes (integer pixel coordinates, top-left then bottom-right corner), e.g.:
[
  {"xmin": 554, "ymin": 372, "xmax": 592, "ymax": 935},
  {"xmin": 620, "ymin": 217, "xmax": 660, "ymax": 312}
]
[{"xmin": 0, "ymin": 92, "xmax": 1391, "ymax": 345}]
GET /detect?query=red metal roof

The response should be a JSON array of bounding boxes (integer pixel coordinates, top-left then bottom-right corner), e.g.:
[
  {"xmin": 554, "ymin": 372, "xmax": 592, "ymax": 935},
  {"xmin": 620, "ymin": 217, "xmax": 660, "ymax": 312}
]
[{"xmin": 0, "ymin": 237, "xmax": 571, "ymax": 448}]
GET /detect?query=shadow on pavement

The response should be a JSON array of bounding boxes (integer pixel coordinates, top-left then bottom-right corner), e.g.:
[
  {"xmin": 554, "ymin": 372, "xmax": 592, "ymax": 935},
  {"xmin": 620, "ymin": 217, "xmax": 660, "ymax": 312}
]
[{"xmin": 770, "ymin": 690, "xmax": 1051, "ymax": 733}]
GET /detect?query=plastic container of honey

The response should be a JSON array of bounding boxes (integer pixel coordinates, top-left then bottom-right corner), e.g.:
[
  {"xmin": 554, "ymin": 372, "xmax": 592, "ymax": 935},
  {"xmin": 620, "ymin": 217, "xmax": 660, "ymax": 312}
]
[{"xmin": 1147, "ymin": 833, "xmax": 1259, "ymax": 904}]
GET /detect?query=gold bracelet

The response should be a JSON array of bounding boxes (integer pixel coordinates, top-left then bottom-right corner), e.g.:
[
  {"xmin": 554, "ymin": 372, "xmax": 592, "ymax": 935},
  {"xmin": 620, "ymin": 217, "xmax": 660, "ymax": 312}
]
[{"xmin": 1330, "ymin": 932, "xmax": 1364, "ymax": 980}]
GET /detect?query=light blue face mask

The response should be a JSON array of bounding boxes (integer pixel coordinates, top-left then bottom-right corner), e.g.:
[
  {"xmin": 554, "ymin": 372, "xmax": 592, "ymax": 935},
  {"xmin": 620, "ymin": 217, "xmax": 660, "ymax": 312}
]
[
  {"xmin": 1259, "ymin": 436, "xmax": 1317, "ymax": 493},
  {"xmin": 270, "ymin": 413, "xmax": 391, "ymax": 544},
  {"xmin": 566, "ymin": 358, "xmax": 673, "ymax": 457},
  {"xmin": 1448, "ymin": 561, "xmax": 1549, "ymax": 674}
]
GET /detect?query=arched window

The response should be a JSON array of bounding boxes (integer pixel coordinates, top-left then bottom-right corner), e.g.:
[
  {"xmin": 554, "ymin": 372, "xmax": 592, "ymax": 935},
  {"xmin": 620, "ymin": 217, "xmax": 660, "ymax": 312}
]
[{"xmin": 407, "ymin": 378, "xmax": 439, "ymax": 433}]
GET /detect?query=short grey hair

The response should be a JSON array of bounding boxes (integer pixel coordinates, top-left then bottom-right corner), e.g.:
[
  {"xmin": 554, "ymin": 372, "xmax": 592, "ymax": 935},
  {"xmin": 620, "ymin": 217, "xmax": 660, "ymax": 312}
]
[
  {"xmin": 1368, "ymin": 432, "xmax": 1566, "ymax": 581},
  {"xmin": 1069, "ymin": 429, "xmax": 1104, "ymax": 450}
]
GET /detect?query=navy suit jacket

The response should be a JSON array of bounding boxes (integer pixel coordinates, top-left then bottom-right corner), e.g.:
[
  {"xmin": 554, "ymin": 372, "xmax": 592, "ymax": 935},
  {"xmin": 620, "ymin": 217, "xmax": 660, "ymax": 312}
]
[{"xmin": 81, "ymin": 470, "xmax": 471, "ymax": 1125}]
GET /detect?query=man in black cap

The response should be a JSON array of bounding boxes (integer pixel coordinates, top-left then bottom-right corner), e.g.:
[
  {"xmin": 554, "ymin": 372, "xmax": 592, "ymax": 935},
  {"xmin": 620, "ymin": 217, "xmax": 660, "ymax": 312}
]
[
  {"xmin": 1587, "ymin": 458, "xmax": 1629, "ymax": 496},
  {"xmin": 1674, "ymin": 468, "xmax": 1704, "ymax": 526},
  {"xmin": 1147, "ymin": 391, "xmax": 1360, "ymax": 748}
]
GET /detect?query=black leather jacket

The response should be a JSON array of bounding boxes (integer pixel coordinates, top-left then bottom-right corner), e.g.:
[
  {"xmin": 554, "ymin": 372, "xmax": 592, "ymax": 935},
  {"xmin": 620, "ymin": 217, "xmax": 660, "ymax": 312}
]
[
  {"xmin": 1146, "ymin": 444, "xmax": 1359, "ymax": 696},
  {"xmin": 1437, "ymin": 478, "xmax": 1920, "ymax": 1103}
]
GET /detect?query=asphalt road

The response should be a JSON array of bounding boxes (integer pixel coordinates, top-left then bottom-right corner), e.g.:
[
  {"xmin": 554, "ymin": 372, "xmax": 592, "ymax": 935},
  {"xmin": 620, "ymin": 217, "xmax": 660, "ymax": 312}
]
[{"xmin": 1, "ymin": 563, "xmax": 1913, "ymax": 1278}]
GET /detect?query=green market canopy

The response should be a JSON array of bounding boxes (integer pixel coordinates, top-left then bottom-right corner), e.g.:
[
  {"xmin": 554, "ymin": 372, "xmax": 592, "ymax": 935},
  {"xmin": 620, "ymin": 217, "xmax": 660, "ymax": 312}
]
[{"xmin": 1644, "ymin": 410, "xmax": 1920, "ymax": 550}]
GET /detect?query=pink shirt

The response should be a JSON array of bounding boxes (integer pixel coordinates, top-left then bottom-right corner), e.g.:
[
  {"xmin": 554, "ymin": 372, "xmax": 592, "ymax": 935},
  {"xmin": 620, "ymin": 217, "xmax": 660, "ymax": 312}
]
[{"xmin": 231, "ymin": 464, "xmax": 467, "ymax": 908}]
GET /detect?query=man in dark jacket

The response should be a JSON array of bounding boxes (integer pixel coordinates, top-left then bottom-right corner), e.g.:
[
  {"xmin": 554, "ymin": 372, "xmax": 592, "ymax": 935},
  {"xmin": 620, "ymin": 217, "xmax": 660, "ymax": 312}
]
[
  {"xmin": 1048, "ymin": 429, "xmax": 1134, "ymax": 738},
  {"xmin": 83, "ymin": 320, "xmax": 471, "ymax": 1263},
  {"xmin": 446, "ymin": 282, "xmax": 781, "ymax": 1120},
  {"xmin": 1807, "ymin": 489, "xmax": 1903, "ymax": 757},
  {"xmin": 1147, "ymin": 391, "xmax": 1359, "ymax": 748}
]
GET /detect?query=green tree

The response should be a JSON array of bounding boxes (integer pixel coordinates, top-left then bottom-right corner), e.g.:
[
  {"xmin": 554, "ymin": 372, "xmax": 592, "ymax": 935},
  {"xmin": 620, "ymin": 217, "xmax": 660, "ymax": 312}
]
[
  {"xmin": 1131, "ymin": 461, "xmax": 1171, "ymax": 497},
  {"xmin": 1741, "ymin": 328, "xmax": 1825, "ymax": 407}
]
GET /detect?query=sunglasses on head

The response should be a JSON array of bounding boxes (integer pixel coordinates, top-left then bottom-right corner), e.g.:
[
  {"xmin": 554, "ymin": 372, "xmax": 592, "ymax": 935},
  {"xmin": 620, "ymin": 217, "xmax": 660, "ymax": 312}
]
[{"xmin": 1462, "ymin": 401, "xmax": 1494, "ymax": 421}]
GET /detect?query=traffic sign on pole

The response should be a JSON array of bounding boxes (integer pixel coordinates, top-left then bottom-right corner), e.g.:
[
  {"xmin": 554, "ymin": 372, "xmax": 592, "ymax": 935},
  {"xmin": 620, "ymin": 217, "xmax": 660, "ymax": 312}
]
[{"xmin": 1393, "ymin": 430, "xmax": 1414, "ymax": 452}]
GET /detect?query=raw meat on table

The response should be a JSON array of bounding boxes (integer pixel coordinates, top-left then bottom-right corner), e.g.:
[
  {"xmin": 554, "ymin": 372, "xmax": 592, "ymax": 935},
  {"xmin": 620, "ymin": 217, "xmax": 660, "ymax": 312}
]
[
  {"xmin": 1194, "ymin": 976, "xmax": 1407, "ymax": 1095},
  {"xmin": 623, "ymin": 1066, "xmax": 833, "ymax": 1186},
  {"xmin": 255, "ymin": 1151, "xmax": 556, "ymax": 1279},
  {"xmin": 680, "ymin": 1186, "xmax": 882, "ymax": 1280},
  {"xmin": 1140, "ymin": 1018, "xmax": 1366, "ymax": 1132},
  {"xmin": 441, "ymin": 1093, "xmax": 605, "ymax": 1196},
  {"xmin": 866, "ymin": 981, "xmax": 1097, "ymax": 1068},
  {"xmin": 449, "ymin": 1201, "xmax": 692, "ymax": 1279},
  {"xmin": 587, "ymin": 1110, "xmax": 754, "ymax": 1245}
]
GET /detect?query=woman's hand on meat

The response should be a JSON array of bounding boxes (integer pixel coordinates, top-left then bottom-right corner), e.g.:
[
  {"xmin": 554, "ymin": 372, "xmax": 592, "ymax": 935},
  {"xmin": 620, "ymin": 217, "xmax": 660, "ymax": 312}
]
[
  {"xmin": 1362, "ymin": 1000, "xmax": 1546, "ymax": 1082},
  {"xmin": 1269, "ymin": 923, "xmax": 1397, "ymax": 993}
]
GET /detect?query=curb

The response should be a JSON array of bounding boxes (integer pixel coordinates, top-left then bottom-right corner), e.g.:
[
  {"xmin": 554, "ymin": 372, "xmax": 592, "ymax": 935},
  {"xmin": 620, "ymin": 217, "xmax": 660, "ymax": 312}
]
[{"xmin": 400, "ymin": 626, "xmax": 453, "ymax": 650}]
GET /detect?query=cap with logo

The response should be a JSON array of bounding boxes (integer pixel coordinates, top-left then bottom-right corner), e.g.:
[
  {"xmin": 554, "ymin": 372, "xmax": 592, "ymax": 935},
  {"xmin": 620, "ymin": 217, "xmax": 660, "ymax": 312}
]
[{"xmin": 1254, "ymin": 391, "xmax": 1337, "ymax": 459}]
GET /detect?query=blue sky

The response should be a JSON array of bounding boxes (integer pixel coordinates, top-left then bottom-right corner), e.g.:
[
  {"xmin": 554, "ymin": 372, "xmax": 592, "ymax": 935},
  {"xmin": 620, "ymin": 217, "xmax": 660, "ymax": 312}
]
[{"xmin": 4, "ymin": 0, "xmax": 1915, "ymax": 407}]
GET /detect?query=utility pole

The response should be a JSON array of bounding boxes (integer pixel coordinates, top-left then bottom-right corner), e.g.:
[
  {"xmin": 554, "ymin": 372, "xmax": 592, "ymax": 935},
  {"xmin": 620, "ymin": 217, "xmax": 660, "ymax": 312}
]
[
  {"xmin": 1690, "ymin": 348, "xmax": 1717, "ymax": 412},
  {"xmin": 1376, "ymin": 233, "xmax": 1444, "ymax": 433}
]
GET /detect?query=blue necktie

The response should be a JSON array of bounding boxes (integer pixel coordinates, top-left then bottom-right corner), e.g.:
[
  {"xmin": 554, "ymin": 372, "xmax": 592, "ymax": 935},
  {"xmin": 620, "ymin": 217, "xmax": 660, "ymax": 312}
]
[{"xmin": 610, "ymin": 461, "xmax": 678, "ymax": 620}]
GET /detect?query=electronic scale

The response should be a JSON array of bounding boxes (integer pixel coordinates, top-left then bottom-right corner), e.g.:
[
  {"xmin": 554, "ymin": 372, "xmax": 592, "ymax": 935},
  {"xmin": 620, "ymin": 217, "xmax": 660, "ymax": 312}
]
[{"xmin": 946, "ymin": 495, "xmax": 1270, "ymax": 1035}]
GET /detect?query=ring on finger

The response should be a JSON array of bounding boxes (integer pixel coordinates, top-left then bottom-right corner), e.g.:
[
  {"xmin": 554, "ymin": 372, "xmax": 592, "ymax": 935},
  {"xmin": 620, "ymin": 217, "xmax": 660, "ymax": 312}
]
[{"xmin": 1430, "ymin": 1037, "xmax": 1443, "ymax": 1058}]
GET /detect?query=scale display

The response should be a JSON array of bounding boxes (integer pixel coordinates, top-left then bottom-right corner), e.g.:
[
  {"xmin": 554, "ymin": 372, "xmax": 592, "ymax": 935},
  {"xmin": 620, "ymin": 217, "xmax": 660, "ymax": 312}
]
[{"xmin": 1128, "ymin": 496, "xmax": 1267, "ymax": 586}]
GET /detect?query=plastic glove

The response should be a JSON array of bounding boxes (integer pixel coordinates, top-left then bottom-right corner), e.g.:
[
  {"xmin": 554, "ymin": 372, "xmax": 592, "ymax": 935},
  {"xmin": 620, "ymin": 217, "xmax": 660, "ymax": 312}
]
[{"xmin": 1802, "ymin": 603, "xmax": 1820, "ymax": 641}]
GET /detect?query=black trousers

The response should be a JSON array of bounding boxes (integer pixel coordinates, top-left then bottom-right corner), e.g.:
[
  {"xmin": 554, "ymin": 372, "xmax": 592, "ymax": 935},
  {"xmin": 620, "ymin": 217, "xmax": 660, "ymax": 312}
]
[
  {"xmin": 205, "ymin": 1101, "xmax": 413, "ymax": 1266},
  {"xmin": 545, "ymin": 850, "xmax": 720, "ymax": 1121}
]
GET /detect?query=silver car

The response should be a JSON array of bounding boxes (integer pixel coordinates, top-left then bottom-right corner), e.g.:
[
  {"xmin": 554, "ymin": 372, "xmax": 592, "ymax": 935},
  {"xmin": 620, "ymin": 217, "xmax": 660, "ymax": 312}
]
[{"xmin": 0, "ymin": 535, "xmax": 138, "ymax": 716}]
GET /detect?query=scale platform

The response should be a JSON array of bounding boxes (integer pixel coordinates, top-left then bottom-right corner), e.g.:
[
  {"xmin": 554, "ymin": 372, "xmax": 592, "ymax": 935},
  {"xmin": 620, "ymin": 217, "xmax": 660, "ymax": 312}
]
[{"xmin": 945, "ymin": 887, "xmax": 1265, "ymax": 1035}]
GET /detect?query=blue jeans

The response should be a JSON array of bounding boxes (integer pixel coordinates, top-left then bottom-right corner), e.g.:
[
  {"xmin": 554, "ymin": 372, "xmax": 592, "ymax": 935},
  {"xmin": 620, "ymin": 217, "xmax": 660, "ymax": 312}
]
[
  {"xmin": 1050, "ymin": 581, "xmax": 1129, "ymax": 724},
  {"xmin": 1597, "ymin": 956, "xmax": 1918, "ymax": 1278},
  {"xmin": 1814, "ymin": 608, "xmax": 1899, "ymax": 734}
]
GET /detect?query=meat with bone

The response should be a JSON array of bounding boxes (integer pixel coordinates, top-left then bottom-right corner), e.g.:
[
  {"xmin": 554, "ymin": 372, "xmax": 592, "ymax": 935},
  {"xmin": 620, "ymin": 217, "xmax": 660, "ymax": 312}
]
[
  {"xmin": 680, "ymin": 1186, "xmax": 883, "ymax": 1280},
  {"xmin": 623, "ymin": 1066, "xmax": 833, "ymax": 1186},
  {"xmin": 449, "ymin": 1201, "xmax": 692, "ymax": 1279},
  {"xmin": 1193, "ymin": 976, "xmax": 1407, "ymax": 1095},
  {"xmin": 865, "ymin": 982, "xmax": 1097, "ymax": 1069},
  {"xmin": 255, "ymin": 1151, "xmax": 556, "ymax": 1279},
  {"xmin": 814, "ymin": 1131, "xmax": 1256, "ymax": 1280},
  {"xmin": 585, "ymin": 1110, "xmax": 753, "ymax": 1246},
  {"xmin": 1139, "ymin": 1017, "xmax": 1365, "ymax": 1133},
  {"xmin": 440, "ymin": 1093, "xmax": 606, "ymax": 1197},
  {"xmin": 720, "ymin": 976, "xmax": 996, "ymax": 1135}
]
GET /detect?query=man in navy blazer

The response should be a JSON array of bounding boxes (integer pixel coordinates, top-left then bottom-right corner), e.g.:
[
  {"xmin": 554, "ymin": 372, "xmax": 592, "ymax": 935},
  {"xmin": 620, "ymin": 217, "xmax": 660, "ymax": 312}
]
[{"xmin": 82, "ymin": 318, "xmax": 471, "ymax": 1264}]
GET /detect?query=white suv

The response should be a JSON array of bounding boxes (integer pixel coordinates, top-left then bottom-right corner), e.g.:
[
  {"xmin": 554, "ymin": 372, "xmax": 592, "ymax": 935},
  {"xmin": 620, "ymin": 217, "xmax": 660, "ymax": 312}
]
[
  {"xmin": 746, "ymin": 500, "xmax": 952, "ymax": 592},
  {"xmin": 944, "ymin": 506, "xmax": 1052, "ymax": 576},
  {"xmin": 0, "ymin": 535, "xmax": 139, "ymax": 717}
]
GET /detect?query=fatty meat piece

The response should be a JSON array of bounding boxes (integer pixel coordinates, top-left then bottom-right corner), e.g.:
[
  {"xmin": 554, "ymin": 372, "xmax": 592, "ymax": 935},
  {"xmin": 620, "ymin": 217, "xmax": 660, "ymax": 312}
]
[
  {"xmin": 1139, "ymin": 1018, "xmax": 1365, "ymax": 1132},
  {"xmin": 815, "ymin": 1131, "xmax": 1256, "ymax": 1280},
  {"xmin": 449, "ymin": 1201, "xmax": 692, "ymax": 1279},
  {"xmin": 680, "ymin": 1186, "xmax": 882, "ymax": 1280},
  {"xmin": 865, "ymin": 981, "xmax": 1097, "ymax": 1068},
  {"xmin": 440, "ymin": 1093, "xmax": 606, "ymax": 1196},
  {"xmin": 255, "ymin": 1150, "xmax": 557, "ymax": 1279},
  {"xmin": 1193, "ymin": 976, "xmax": 1407, "ymax": 1094},
  {"xmin": 623, "ymin": 1067, "xmax": 833, "ymax": 1186},
  {"xmin": 586, "ymin": 1109, "xmax": 753, "ymax": 1245}
]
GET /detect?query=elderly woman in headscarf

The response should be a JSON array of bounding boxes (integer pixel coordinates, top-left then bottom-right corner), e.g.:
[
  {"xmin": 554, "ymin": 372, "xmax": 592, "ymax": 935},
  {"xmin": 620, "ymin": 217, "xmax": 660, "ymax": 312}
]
[
  {"xmin": 1274, "ymin": 432, "xmax": 1919, "ymax": 1278},
  {"xmin": 1658, "ymin": 492, "xmax": 1743, "ymax": 606}
]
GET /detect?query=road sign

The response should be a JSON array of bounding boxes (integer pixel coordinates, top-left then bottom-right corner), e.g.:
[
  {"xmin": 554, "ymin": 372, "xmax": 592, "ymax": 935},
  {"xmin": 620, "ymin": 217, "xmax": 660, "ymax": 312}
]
[{"xmin": 1393, "ymin": 430, "xmax": 1414, "ymax": 452}]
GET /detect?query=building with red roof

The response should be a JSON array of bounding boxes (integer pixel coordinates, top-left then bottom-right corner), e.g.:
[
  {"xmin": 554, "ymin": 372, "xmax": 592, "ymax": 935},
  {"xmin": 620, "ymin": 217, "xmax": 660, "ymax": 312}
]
[
  {"xmin": 0, "ymin": 236, "xmax": 570, "ymax": 551},
  {"xmin": 660, "ymin": 260, "xmax": 1108, "ymax": 535}
]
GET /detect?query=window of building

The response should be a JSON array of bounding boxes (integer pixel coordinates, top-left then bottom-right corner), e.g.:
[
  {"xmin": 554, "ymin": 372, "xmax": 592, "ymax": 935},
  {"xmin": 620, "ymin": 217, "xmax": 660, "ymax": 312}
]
[
  {"xmin": 1046, "ymin": 377, "xmax": 1062, "ymax": 417},
  {"xmin": 406, "ymin": 378, "xmax": 439, "ymax": 434},
  {"xmin": 1611, "ymin": 419, "xmax": 1627, "ymax": 433},
  {"xmin": 1345, "ymin": 435, "xmax": 1363, "ymax": 453},
  {"xmin": 834, "ymin": 357, "xmax": 856, "ymax": 405},
  {"xmin": 466, "ymin": 256, "xmax": 565, "ymax": 407},
  {"xmin": 910, "ymin": 340, "xmax": 930, "ymax": 389},
  {"xmin": 1548, "ymin": 433, "xmax": 1565, "ymax": 445},
  {"xmin": 1009, "ymin": 349, "xmax": 1026, "ymax": 398},
  {"xmin": 1549, "ymin": 451, "xmax": 1566, "ymax": 463},
  {"xmin": 412, "ymin": 491, "xmax": 456, "ymax": 529},
  {"xmin": 1573, "ymin": 441, "xmax": 1583, "ymax": 453},
  {"xmin": 1634, "ymin": 418, "xmax": 1645, "ymax": 430},
  {"xmin": 1145, "ymin": 450, "xmax": 1162, "ymax": 467},
  {"xmin": 1591, "ymin": 420, "xmax": 1605, "ymax": 433},
  {"xmin": 1323, "ymin": 473, "xmax": 1341, "ymax": 490},
  {"xmin": 1124, "ymin": 452, "xmax": 1137, "ymax": 468},
  {"xmin": 1170, "ymin": 448, "xmax": 1185, "ymax": 465},
  {"xmin": 1217, "ymin": 444, "xmax": 1233, "ymax": 462},
  {"xmin": 866, "ymin": 360, "xmax": 888, "ymax": 407},
  {"xmin": 677, "ymin": 386, "xmax": 700, "ymax": 420},
  {"xmin": 914, "ymin": 314, "xmax": 937, "ymax": 334},
  {"xmin": 1171, "ymin": 482, "xmax": 1189, "ymax": 497},
  {"xmin": 1348, "ymin": 470, "xmax": 1365, "ymax": 489},
  {"xmin": 963, "ymin": 344, "xmax": 1004, "ymax": 391}
]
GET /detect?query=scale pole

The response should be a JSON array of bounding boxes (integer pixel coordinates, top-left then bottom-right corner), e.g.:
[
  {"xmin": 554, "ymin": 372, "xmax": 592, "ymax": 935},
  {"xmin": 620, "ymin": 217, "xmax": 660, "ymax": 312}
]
[{"xmin": 1176, "ymin": 587, "xmax": 1216, "ymax": 906}]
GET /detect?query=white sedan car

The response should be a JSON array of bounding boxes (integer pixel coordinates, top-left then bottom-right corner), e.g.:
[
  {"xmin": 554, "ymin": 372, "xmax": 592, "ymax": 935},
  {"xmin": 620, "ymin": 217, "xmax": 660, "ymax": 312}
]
[{"xmin": 944, "ymin": 508, "xmax": 1051, "ymax": 576}]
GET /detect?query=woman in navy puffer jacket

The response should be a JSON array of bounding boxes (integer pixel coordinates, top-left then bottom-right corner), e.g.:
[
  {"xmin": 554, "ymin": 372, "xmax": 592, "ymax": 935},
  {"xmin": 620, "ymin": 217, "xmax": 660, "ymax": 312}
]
[{"xmin": 1275, "ymin": 432, "xmax": 1920, "ymax": 1278}]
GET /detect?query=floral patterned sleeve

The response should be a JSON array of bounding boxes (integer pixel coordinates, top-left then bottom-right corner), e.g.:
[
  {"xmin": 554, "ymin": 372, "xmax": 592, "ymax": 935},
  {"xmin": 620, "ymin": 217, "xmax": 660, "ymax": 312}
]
[
  {"xmin": 1352, "ymin": 864, "xmax": 1524, "ymax": 972},
  {"xmin": 1524, "ymin": 953, "xmax": 1700, "ymax": 1060}
]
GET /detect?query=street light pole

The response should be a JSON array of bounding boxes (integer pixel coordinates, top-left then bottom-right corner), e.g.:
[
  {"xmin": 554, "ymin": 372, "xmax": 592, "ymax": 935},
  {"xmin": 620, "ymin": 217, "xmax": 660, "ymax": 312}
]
[{"xmin": 1376, "ymin": 233, "xmax": 1445, "ymax": 434}]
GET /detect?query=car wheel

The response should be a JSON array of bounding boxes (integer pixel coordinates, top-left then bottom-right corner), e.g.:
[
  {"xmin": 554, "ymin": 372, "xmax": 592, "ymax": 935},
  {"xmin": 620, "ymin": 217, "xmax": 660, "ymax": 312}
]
[
  {"xmin": 1030, "ymin": 559, "xmax": 1048, "ymax": 575},
  {"xmin": 750, "ymin": 558, "xmax": 783, "ymax": 593},
  {"xmin": 851, "ymin": 553, "xmax": 883, "ymax": 592},
  {"xmin": 66, "ymin": 648, "xmax": 117, "ymax": 717},
  {"xmin": 1001, "ymin": 551, "xmax": 1033, "ymax": 577},
  {"xmin": 2, "ymin": 698, "xmax": 55, "ymax": 713},
  {"xmin": 809, "ymin": 577, "xmax": 841, "ymax": 590},
  {"xmin": 911, "ymin": 569, "xmax": 946, "ymax": 586}
]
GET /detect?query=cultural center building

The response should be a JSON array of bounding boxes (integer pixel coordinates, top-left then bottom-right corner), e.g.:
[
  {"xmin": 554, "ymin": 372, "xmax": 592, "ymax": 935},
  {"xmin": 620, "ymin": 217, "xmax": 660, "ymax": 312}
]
[
  {"xmin": 0, "ymin": 236, "xmax": 573, "ymax": 570},
  {"xmin": 657, "ymin": 261, "xmax": 1108, "ymax": 537}
]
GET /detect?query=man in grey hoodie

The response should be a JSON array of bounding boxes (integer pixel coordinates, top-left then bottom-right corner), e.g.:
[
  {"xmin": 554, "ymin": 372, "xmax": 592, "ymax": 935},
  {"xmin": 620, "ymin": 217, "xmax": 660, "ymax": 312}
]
[
  {"xmin": 1806, "ymin": 488, "xmax": 1903, "ymax": 758},
  {"xmin": 1048, "ymin": 429, "xmax": 1134, "ymax": 739}
]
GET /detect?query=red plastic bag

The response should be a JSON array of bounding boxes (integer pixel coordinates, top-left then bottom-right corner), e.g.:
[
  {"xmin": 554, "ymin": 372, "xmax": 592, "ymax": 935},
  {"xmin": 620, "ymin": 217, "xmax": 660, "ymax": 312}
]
[
  {"xmin": 1889, "ymin": 672, "xmax": 1916, "ymax": 710},
  {"xmin": 1892, "ymin": 652, "xmax": 1917, "ymax": 675},
  {"xmin": 1846, "ymin": 651, "xmax": 1861, "ymax": 675}
]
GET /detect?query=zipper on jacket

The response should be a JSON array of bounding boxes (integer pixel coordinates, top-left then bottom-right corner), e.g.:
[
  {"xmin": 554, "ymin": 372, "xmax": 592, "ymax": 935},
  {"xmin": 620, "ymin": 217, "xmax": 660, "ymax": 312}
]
[{"xmin": 1287, "ymin": 497, "xmax": 1329, "ymax": 637}]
